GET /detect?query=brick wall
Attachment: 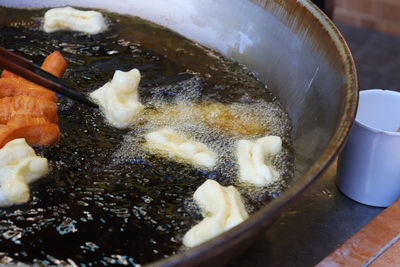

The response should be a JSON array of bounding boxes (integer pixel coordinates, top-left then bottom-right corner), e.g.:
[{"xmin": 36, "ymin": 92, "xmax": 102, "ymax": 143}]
[{"xmin": 334, "ymin": 0, "xmax": 400, "ymax": 35}]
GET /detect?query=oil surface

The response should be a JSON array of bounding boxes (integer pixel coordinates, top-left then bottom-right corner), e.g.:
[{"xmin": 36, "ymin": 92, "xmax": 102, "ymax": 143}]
[{"xmin": 0, "ymin": 7, "xmax": 294, "ymax": 266}]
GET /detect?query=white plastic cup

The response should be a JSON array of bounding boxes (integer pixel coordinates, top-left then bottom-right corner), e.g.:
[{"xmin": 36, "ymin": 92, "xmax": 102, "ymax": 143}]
[{"xmin": 337, "ymin": 89, "xmax": 400, "ymax": 207}]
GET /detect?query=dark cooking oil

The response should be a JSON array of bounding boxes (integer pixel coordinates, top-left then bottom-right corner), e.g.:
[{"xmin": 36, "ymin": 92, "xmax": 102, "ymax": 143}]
[{"xmin": 0, "ymin": 7, "xmax": 294, "ymax": 266}]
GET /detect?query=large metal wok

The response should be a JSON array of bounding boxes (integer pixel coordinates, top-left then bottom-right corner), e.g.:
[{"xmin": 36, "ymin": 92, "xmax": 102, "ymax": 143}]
[{"xmin": 0, "ymin": 0, "xmax": 358, "ymax": 266}]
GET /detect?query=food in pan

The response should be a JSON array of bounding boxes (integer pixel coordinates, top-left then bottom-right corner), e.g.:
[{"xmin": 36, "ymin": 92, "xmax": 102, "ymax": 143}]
[
  {"xmin": 0, "ymin": 76, "xmax": 57, "ymax": 101},
  {"xmin": 0, "ymin": 51, "xmax": 66, "ymax": 147},
  {"xmin": 183, "ymin": 179, "xmax": 248, "ymax": 247},
  {"xmin": 0, "ymin": 114, "xmax": 60, "ymax": 148},
  {"xmin": 43, "ymin": 6, "xmax": 108, "ymax": 34},
  {"xmin": 0, "ymin": 96, "xmax": 58, "ymax": 124},
  {"xmin": 1, "ymin": 51, "xmax": 66, "ymax": 79},
  {"xmin": 199, "ymin": 102, "xmax": 265, "ymax": 136},
  {"xmin": 236, "ymin": 135, "xmax": 282, "ymax": 186},
  {"xmin": 90, "ymin": 68, "xmax": 144, "ymax": 128},
  {"xmin": 145, "ymin": 128, "xmax": 217, "ymax": 168},
  {"xmin": 0, "ymin": 6, "xmax": 294, "ymax": 265},
  {"xmin": 0, "ymin": 138, "xmax": 48, "ymax": 207},
  {"xmin": 0, "ymin": 51, "xmax": 66, "ymax": 101}
]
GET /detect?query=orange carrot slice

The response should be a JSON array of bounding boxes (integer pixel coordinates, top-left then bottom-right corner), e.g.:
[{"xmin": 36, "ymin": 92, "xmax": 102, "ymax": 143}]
[
  {"xmin": 41, "ymin": 51, "xmax": 67, "ymax": 78},
  {"xmin": 0, "ymin": 115, "xmax": 59, "ymax": 148},
  {"xmin": 0, "ymin": 96, "xmax": 58, "ymax": 124}
]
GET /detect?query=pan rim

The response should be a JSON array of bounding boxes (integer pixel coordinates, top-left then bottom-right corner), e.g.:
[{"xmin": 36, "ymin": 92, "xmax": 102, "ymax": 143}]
[
  {"xmin": 148, "ymin": 0, "xmax": 358, "ymax": 266},
  {"xmin": 0, "ymin": 0, "xmax": 359, "ymax": 266}
]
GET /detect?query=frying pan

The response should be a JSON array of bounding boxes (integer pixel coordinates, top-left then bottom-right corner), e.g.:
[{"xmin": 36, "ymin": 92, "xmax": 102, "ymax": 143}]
[{"xmin": 0, "ymin": 0, "xmax": 358, "ymax": 266}]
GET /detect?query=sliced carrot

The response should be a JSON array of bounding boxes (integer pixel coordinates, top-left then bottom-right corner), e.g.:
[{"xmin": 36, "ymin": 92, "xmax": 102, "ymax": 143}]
[
  {"xmin": 41, "ymin": 51, "xmax": 67, "ymax": 78},
  {"xmin": 0, "ymin": 77, "xmax": 57, "ymax": 102},
  {"xmin": 0, "ymin": 96, "xmax": 58, "ymax": 124},
  {"xmin": 0, "ymin": 115, "xmax": 59, "ymax": 148}
]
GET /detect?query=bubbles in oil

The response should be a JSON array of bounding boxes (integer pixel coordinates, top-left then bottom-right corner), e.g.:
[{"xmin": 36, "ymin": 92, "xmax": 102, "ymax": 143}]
[
  {"xmin": 113, "ymin": 76, "xmax": 293, "ymax": 209},
  {"xmin": 0, "ymin": 6, "xmax": 293, "ymax": 266}
]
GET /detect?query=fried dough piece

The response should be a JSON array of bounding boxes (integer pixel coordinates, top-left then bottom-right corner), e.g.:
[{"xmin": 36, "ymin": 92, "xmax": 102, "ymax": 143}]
[
  {"xmin": 43, "ymin": 6, "xmax": 108, "ymax": 34},
  {"xmin": 145, "ymin": 128, "xmax": 217, "ymax": 168},
  {"xmin": 139, "ymin": 102, "xmax": 266, "ymax": 137},
  {"xmin": 199, "ymin": 103, "xmax": 265, "ymax": 136},
  {"xmin": 0, "ymin": 51, "xmax": 66, "ymax": 147},
  {"xmin": 41, "ymin": 51, "xmax": 67, "ymax": 78},
  {"xmin": 236, "ymin": 135, "xmax": 282, "ymax": 186},
  {"xmin": 0, "ymin": 95, "xmax": 58, "ymax": 124},
  {"xmin": 0, "ymin": 138, "xmax": 48, "ymax": 207},
  {"xmin": 90, "ymin": 68, "xmax": 144, "ymax": 128},
  {"xmin": 0, "ymin": 51, "xmax": 67, "ymax": 102},
  {"xmin": 0, "ymin": 70, "xmax": 19, "ymax": 79},
  {"xmin": 1, "ymin": 51, "xmax": 66, "ymax": 79},
  {"xmin": 0, "ymin": 77, "xmax": 57, "ymax": 102},
  {"xmin": 0, "ymin": 115, "xmax": 59, "ymax": 148},
  {"xmin": 183, "ymin": 179, "xmax": 248, "ymax": 247}
]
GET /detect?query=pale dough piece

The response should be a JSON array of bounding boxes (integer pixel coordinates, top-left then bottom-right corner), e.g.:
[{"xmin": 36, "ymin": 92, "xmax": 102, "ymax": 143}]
[
  {"xmin": 145, "ymin": 128, "xmax": 217, "ymax": 168},
  {"xmin": 183, "ymin": 179, "xmax": 248, "ymax": 248},
  {"xmin": 0, "ymin": 139, "xmax": 48, "ymax": 207},
  {"xmin": 236, "ymin": 135, "xmax": 282, "ymax": 186},
  {"xmin": 90, "ymin": 68, "xmax": 145, "ymax": 129},
  {"xmin": 43, "ymin": 6, "xmax": 108, "ymax": 34}
]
